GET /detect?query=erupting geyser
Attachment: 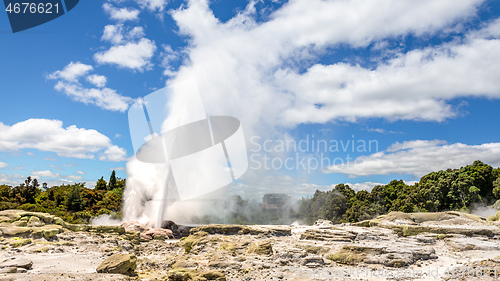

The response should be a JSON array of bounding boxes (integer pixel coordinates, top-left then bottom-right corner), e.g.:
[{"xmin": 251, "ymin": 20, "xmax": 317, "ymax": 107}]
[{"xmin": 123, "ymin": 81, "xmax": 248, "ymax": 227}]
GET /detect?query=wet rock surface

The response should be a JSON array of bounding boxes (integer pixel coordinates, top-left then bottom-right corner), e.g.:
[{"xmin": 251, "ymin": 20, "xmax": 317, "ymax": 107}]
[{"xmin": 1, "ymin": 209, "xmax": 500, "ymax": 280}]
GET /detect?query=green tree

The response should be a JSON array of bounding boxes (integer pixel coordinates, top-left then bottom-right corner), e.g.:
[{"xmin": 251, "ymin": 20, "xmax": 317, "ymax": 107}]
[
  {"xmin": 0, "ymin": 185, "xmax": 11, "ymax": 201},
  {"xmin": 65, "ymin": 184, "xmax": 83, "ymax": 212},
  {"xmin": 95, "ymin": 177, "xmax": 107, "ymax": 191},
  {"xmin": 493, "ymin": 177, "xmax": 500, "ymax": 198},
  {"xmin": 108, "ymin": 170, "xmax": 117, "ymax": 190}
]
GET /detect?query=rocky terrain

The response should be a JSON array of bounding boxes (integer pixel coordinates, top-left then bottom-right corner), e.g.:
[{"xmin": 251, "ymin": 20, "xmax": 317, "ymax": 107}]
[{"xmin": 2, "ymin": 209, "xmax": 500, "ymax": 280}]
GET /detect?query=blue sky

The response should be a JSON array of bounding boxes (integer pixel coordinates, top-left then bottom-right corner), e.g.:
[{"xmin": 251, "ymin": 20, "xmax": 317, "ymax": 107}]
[{"xmin": 1, "ymin": 0, "xmax": 500, "ymax": 200}]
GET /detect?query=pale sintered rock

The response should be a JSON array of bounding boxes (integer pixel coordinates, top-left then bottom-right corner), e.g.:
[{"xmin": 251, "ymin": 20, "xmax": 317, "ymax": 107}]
[
  {"xmin": 96, "ymin": 253, "xmax": 137, "ymax": 275},
  {"xmin": 300, "ymin": 228, "xmax": 356, "ymax": 242},
  {"xmin": 0, "ymin": 210, "xmax": 22, "ymax": 222},
  {"xmin": 27, "ymin": 216, "xmax": 43, "ymax": 227},
  {"xmin": 8, "ymin": 238, "xmax": 32, "ymax": 247},
  {"xmin": 31, "ymin": 225, "xmax": 62, "ymax": 238},
  {"xmin": 0, "ymin": 258, "xmax": 33, "ymax": 269},
  {"xmin": 0, "ymin": 226, "xmax": 31, "ymax": 237},
  {"xmin": 445, "ymin": 237, "xmax": 500, "ymax": 251},
  {"xmin": 89, "ymin": 225, "xmax": 125, "ymax": 234},
  {"xmin": 0, "ymin": 267, "xmax": 17, "ymax": 273},
  {"xmin": 246, "ymin": 240, "xmax": 273, "ymax": 255}
]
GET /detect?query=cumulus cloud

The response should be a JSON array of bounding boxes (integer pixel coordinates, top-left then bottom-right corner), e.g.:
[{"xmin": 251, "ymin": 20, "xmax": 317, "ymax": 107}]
[
  {"xmin": 49, "ymin": 62, "xmax": 133, "ymax": 112},
  {"xmin": 86, "ymin": 74, "xmax": 107, "ymax": 88},
  {"xmin": 0, "ymin": 162, "xmax": 7, "ymax": 170},
  {"xmin": 54, "ymin": 81, "xmax": 133, "ymax": 112},
  {"xmin": 278, "ymin": 35, "xmax": 500, "ymax": 123},
  {"xmin": 324, "ymin": 140, "xmax": 500, "ymax": 177},
  {"xmin": 345, "ymin": 182, "xmax": 385, "ymax": 192},
  {"xmin": 94, "ymin": 38, "xmax": 157, "ymax": 71},
  {"xmin": 76, "ymin": 171, "xmax": 85, "ymax": 175},
  {"xmin": 101, "ymin": 24, "xmax": 145, "ymax": 45},
  {"xmin": 103, "ymin": 3, "xmax": 140, "ymax": 21},
  {"xmin": 102, "ymin": 24, "xmax": 124, "ymax": 44},
  {"xmin": 0, "ymin": 173, "xmax": 25, "ymax": 186},
  {"xmin": 67, "ymin": 175, "xmax": 83, "ymax": 180},
  {"xmin": 99, "ymin": 145, "xmax": 128, "ymax": 162},
  {"xmin": 0, "ymin": 118, "xmax": 128, "ymax": 161},
  {"xmin": 47, "ymin": 62, "xmax": 93, "ymax": 82},
  {"xmin": 136, "ymin": 0, "xmax": 167, "ymax": 13},
  {"xmin": 32, "ymin": 170, "xmax": 60, "ymax": 178},
  {"xmin": 110, "ymin": 167, "xmax": 126, "ymax": 171},
  {"xmin": 160, "ymin": 45, "xmax": 180, "ymax": 76}
]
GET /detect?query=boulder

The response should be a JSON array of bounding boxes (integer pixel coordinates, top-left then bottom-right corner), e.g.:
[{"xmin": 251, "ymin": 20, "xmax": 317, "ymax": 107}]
[
  {"xmin": 0, "ymin": 258, "xmax": 33, "ymax": 269},
  {"xmin": 96, "ymin": 253, "xmax": 137, "ymax": 275},
  {"xmin": 121, "ymin": 221, "xmax": 150, "ymax": 233},
  {"xmin": 161, "ymin": 220, "xmax": 179, "ymax": 232},
  {"xmin": 161, "ymin": 220, "xmax": 192, "ymax": 238},
  {"xmin": 140, "ymin": 228, "xmax": 174, "ymax": 240},
  {"xmin": 27, "ymin": 216, "xmax": 43, "ymax": 227}
]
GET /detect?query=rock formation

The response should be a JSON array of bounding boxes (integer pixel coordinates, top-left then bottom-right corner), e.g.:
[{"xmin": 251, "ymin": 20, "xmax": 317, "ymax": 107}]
[{"xmin": 1, "ymin": 209, "xmax": 500, "ymax": 280}]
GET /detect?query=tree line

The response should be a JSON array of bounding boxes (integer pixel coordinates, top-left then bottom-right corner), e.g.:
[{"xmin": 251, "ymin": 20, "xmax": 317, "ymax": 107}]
[
  {"xmin": 0, "ymin": 170, "xmax": 124, "ymax": 224},
  {"xmin": 1, "ymin": 161, "xmax": 499, "ymax": 225},
  {"xmin": 296, "ymin": 160, "xmax": 500, "ymax": 224}
]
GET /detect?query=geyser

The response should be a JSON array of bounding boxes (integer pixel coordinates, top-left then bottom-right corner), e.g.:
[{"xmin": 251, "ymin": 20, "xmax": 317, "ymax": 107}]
[{"xmin": 123, "ymin": 81, "xmax": 248, "ymax": 227}]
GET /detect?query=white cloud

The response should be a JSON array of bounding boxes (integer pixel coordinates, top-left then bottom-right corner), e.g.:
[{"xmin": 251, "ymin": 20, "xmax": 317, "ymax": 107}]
[
  {"xmin": 366, "ymin": 128, "xmax": 401, "ymax": 134},
  {"xmin": 101, "ymin": 24, "xmax": 145, "ymax": 45},
  {"xmin": 161, "ymin": 44, "xmax": 179, "ymax": 76},
  {"xmin": 49, "ymin": 62, "xmax": 133, "ymax": 112},
  {"xmin": 0, "ymin": 118, "xmax": 128, "ymax": 161},
  {"xmin": 103, "ymin": 3, "xmax": 140, "ymax": 21},
  {"xmin": 0, "ymin": 173, "xmax": 25, "ymax": 186},
  {"xmin": 67, "ymin": 175, "xmax": 83, "ymax": 180},
  {"xmin": 110, "ymin": 167, "xmax": 126, "ymax": 171},
  {"xmin": 32, "ymin": 170, "xmax": 60, "ymax": 178},
  {"xmin": 76, "ymin": 171, "xmax": 85, "ymax": 175},
  {"xmin": 47, "ymin": 62, "xmax": 93, "ymax": 82},
  {"xmin": 136, "ymin": 0, "xmax": 167, "ymax": 13},
  {"xmin": 99, "ymin": 145, "xmax": 128, "ymax": 162},
  {"xmin": 278, "ymin": 35, "xmax": 500, "ymax": 123},
  {"xmin": 128, "ymin": 26, "xmax": 145, "ymax": 39},
  {"xmin": 345, "ymin": 182, "xmax": 385, "ymax": 192},
  {"xmin": 54, "ymin": 81, "xmax": 132, "ymax": 112},
  {"xmin": 94, "ymin": 38, "xmax": 157, "ymax": 71},
  {"xmin": 86, "ymin": 74, "xmax": 107, "ymax": 88},
  {"xmin": 102, "ymin": 24, "xmax": 124, "ymax": 44},
  {"xmin": 324, "ymin": 140, "xmax": 500, "ymax": 177},
  {"xmin": 0, "ymin": 162, "xmax": 7, "ymax": 170}
]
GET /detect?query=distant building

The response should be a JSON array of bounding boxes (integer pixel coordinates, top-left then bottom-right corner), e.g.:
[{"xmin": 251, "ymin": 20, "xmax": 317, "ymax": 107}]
[{"xmin": 262, "ymin": 193, "xmax": 291, "ymax": 210}]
